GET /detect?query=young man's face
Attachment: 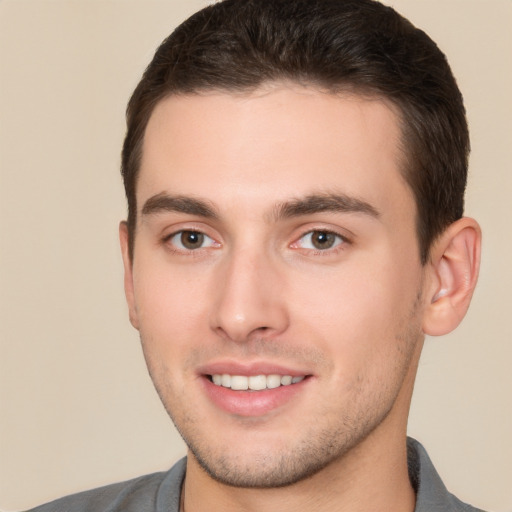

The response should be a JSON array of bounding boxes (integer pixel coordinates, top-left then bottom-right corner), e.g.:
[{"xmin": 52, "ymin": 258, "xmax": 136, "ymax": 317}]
[{"xmin": 121, "ymin": 85, "xmax": 430, "ymax": 487}]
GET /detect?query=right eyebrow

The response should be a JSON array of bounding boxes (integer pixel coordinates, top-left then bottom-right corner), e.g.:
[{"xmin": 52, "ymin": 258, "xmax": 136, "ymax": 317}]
[
  {"xmin": 272, "ymin": 192, "xmax": 380, "ymax": 221},
  {"xmin": 141, "ymin": 192, "xmax": 218, "ymax": 219}
]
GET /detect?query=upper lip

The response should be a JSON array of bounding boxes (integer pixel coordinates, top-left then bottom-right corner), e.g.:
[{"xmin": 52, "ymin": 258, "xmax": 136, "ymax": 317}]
[{"xmin": 197, "ymin": 360, "xmax": 311, "ymax": 377}]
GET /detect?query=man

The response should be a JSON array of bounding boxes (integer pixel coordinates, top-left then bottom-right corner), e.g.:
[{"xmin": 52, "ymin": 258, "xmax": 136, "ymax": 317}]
[{"xmin": 29, "ymin": 0, "xmax": 484, "ymax": 510}]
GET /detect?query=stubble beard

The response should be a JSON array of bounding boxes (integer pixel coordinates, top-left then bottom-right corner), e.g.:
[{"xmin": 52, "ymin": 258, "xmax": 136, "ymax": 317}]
[
  {"xmin": 143, "ymin": 293, "xmax": 424, "ymax": 489},
  {"xmin": 183, "ymin": 412, "xmax": 380, "ymax": 488}
]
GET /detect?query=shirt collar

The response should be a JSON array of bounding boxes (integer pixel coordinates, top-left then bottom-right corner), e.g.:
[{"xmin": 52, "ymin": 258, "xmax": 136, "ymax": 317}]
[{"xmin": 408, "ymin": 437, "xmax": 484, "ymax": 512}]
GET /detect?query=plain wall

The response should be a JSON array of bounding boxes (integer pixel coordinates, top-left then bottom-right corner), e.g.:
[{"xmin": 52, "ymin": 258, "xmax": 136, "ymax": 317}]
[{"xmin": 0, "ymin": 1, "xmax": 510, "ymax": 510}]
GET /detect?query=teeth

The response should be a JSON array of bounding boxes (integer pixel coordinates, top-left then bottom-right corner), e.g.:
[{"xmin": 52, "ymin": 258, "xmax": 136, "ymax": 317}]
[
  {"xmin": 249, "ymin": 375, "xmax": 266, "ymax": 390},
  {"xmin": 231, "ymin": 375, "xmax": 248, "ymax": 390},
  {"xmin": 267, "ymin": 375, "xmax": 281, "ymax": 389},
  {"xmin": 211, "ymin": 374, "xmax": 305, "ymax": 390}
]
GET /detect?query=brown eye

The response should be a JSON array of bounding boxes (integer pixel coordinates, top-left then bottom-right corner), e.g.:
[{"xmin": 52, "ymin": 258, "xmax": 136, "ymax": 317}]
[
  {"xmin": 297, "ymin": 230, "xmax": 344, "ymax": 251},
  {"xmin": 180, "ymin": 231, "xmax": 204, "ymax": 249},
  {"xmin": 167, "ymin": 230, "xmax": 217, "ymax": 251},
  {"xmin": 310, "ymin": 231, "xmax": 336, "ymax": 249}
]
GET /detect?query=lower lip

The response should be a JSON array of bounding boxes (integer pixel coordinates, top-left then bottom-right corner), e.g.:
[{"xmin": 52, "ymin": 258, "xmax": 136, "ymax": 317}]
[{"xmin": 201, "ymin": 376, "xmax": 309, "ymax": 417}]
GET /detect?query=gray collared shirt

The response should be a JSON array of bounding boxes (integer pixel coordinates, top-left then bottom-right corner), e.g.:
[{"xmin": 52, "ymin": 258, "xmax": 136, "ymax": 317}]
[
  {"xmin": 407, "ymin": 438, "xmax": 486, "ymax": 512},
  {"xmin": 27, "ymin": 438, "xmax": 486, "ymax": 512}
]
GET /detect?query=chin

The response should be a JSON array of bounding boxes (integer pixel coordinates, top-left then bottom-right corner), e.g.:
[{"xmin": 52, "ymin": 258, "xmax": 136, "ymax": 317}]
[
  {"xmin": 191, "ymin": 449, "xmax": 334, "ymax": 488},
  {"xmin": 183, "ymin": 419, "xmax": 378, "ymax": 489}
]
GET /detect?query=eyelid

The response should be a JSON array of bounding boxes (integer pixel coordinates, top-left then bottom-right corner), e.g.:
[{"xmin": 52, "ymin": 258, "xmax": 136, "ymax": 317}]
[
  {"xmin": 290, "ymin": 227, "xmax": 352, "ymax": 253},
  {"xmin": 162, "ymin": 225, "xmax": 221, "ymax": 253}
]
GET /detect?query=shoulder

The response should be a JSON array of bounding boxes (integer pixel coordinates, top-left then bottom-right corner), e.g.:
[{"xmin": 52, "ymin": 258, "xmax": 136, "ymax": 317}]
[
  {"xmin": 408, "ymin": 438, "xmax": 488, "ymax": 512},
  {"xmin": 25, "ymin": 458, "xmax": 186, "ymax": 512}
]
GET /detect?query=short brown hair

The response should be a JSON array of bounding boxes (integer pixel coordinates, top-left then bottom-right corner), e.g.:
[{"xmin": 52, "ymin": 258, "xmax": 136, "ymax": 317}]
[{"xmin": 121, "ymin": 0, "xmax": 469, "ymax": 263}]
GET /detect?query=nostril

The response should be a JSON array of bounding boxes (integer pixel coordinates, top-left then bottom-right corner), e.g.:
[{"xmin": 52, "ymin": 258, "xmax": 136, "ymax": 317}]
[{"xmin": 253, "ymin": 326, "xmax": 271, "ymax": 335}]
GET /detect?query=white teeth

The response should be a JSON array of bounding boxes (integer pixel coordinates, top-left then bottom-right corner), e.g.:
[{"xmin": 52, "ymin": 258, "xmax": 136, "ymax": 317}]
[
  {"xmin": 266, "ymin": 374, "xmax": 281, "ymax": 389},
  {"xmin": 230, "ymin": 375, "xmax": 249, "ymax": 390},
  {"xmin": 210, "ymin": 374, "xmax": 306, "ymax": 390},
  {"xmin": 248, "ymin": 375, "xmax": 267, "ymax": 390},
  {"xmin": 280, "ymin": 375, "xmax": 293, "ymax": 385}
]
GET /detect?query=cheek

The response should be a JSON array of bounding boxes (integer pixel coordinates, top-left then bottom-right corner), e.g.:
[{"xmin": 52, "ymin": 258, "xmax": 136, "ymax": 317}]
[
  {"xmin": 132, "ymin": 260, "xmax": 210, "ymax": 347},
  {"xmin": 288, "ymin": 260, "xmax": 419, "ymax": 359},
  {"xmin": 132, "ymin": 264, "xmax": 211, "ymax": 399},
  {"xmin": 290, "ymin": 268, "xmax": 422, "ymax": 414}
]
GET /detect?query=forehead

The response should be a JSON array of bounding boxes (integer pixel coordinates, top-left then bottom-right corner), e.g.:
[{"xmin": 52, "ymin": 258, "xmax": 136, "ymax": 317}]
[{"xmin": 138, "ymin": 85, "xmax": 412, "ymax": 217}]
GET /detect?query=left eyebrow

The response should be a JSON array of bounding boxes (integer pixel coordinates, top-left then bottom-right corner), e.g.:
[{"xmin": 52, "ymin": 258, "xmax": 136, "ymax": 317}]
[
  {"xmin": 141, "ymin": 192, "xmax": 218, "ymax": 219},
  {"xmin": 272, "ymin": 192, "xmax": 380, "ymax": 221}
]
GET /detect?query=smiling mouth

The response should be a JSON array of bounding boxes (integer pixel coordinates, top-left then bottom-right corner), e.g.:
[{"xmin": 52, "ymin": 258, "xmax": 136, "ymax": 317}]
[{"xmin": 208, "ymin": 374, "xmax": 306, "ymax": 391}]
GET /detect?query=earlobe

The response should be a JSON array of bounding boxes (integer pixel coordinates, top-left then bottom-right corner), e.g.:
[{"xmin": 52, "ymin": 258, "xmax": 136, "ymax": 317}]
[
  {"xmin": 422, "ymin": 217, "xmax": 481, "ymax": 336},
  {"xmin": 119, "ymin": 221, "xmax": 140, "ymax": 330}
]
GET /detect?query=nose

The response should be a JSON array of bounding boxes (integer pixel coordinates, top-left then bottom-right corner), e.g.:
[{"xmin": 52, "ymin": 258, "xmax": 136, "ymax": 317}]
[{"xmin": 210, "ymin": 246, "xmax": 289, "ymax": 343}]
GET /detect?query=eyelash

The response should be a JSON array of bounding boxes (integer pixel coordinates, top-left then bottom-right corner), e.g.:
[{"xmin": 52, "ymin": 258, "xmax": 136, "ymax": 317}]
[
  {"xmin": 162, "ymin": 228, "xmax": 350, "ymax": 256},
  {"xmin": 162, "ymin": 229, "xmax": 219, "ymax": 254},
  {"xmin": 291, "ymin": 229, "xmax": 349, "ymax": 255}
]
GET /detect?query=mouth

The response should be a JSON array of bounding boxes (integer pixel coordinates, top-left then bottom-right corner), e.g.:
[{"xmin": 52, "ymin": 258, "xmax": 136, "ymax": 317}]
[
  {"xmin": 208, "ymin": 373, "xmax": 306, "ymax": 391},
  {"xmin": 200, "ymin": 367, "xmax": 312, "ymax": 416}
]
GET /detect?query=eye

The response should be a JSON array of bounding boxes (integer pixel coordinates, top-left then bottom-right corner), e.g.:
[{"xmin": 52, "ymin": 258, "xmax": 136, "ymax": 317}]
[
  {"xmin": 296, "ymin": 230, "xmax": 345, "ymax": 251},
  {"xmin": 167, "ymin": 230, "xmax": 217, "ymax": 251}
]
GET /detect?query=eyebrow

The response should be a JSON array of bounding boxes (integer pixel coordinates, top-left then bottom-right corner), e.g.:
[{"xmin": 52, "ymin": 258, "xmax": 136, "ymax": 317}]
[
  {"xmin": 141, "ymin": 193, "xmax": 218, "ymax": 219},
  {"xmin": 272, "ymin": 192, "xmax": 380, "ymax": 221},
  {"xmin": 140, "ymin": 191, "xmax": 380, "ymax": 222}
]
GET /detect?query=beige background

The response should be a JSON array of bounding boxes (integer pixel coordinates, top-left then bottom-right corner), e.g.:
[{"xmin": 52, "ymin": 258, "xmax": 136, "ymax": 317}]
[{"xmin": 0, "ymin": 1, "xmax": 511, "ymax": 510}]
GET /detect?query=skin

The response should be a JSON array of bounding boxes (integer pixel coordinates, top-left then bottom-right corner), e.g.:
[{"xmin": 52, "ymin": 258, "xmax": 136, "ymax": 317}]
[{"xmin": 120, "ymin": 84, "xmax": 481, "ymax": 512}]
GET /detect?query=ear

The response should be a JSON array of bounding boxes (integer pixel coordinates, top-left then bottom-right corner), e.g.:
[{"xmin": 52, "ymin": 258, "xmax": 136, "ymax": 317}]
[
  {"xmin": 119, "ymin": 221, "xmax": 140, "ymax": 330},
  {"xmin": 422, "ymin": 217, "xmax": 481, "ymax": 336}
]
